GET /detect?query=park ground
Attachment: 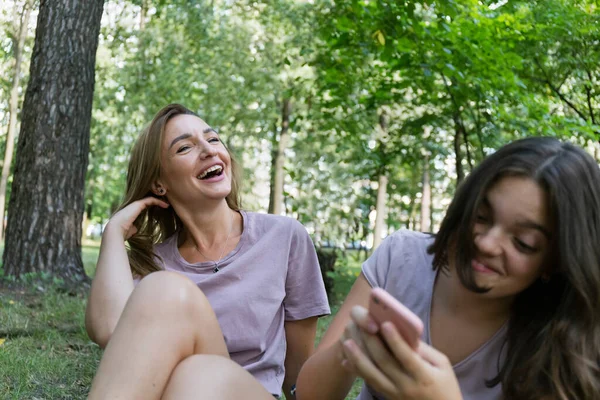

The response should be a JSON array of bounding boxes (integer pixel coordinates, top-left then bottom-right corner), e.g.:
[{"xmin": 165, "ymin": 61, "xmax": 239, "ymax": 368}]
[{"xmin": 0, "ymin": 244, "xmax": 364, "ymax": 399}]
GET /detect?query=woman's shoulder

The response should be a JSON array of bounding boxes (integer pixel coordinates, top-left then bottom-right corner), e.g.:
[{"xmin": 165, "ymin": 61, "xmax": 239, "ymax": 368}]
[
  {"xmin": 153, "ymin": 232, "xmax": 178, "ymax": 257},
  {"xmin": 244, "ymin": 211, "xmax": 306, "ymax": 231}
]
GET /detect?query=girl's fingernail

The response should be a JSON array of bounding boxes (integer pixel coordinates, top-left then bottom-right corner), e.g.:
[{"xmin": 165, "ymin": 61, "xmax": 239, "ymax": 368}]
[
  {"xmin": 341, "ymin": 359, "xmax": 350, "ymax": 369},
  {"xmin": 382, "ymin": 322, "xmax": 394, "ymax": 334},
  {"xmin": 367, "ymin": 321, "xmax": 379, "ymax": 334},
  {"xmin": 343, "ymin": 339, "xmax": 354, "ymax": 351}
]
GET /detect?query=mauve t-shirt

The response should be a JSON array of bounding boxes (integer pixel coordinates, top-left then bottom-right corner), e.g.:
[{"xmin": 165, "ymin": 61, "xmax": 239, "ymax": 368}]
[
  {"xmin": 152, "ymin": 211, "xmax": 331, "ymax": 396},
  {"xmin": 357, "ymin": 229, "xmax": 506, "ymax": 400}
]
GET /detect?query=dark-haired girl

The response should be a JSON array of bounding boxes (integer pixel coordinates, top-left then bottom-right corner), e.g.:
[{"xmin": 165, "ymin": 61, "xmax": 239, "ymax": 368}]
[{"xmin": 297, "ymin": 137, "xmax": 600, "ymax": 400}]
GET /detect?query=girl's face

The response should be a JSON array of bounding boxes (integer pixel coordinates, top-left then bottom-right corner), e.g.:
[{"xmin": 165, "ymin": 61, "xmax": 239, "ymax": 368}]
[
  {"xmin": 471, "ymin": 176, "xmax": 552, "ymax": 298},
  {"xmin": 157, "ymin": 114, "xmax": 232, "ymax": 204}
]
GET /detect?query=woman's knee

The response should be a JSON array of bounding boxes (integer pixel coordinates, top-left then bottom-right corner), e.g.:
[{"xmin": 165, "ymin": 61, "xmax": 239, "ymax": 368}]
[
  {"xmin": 130, "ymin": 271, "xmax": 212, "ymax": 319},
  {"xmin": 163, "ymin": 355, "xmax": 271, "ymax": 400}
]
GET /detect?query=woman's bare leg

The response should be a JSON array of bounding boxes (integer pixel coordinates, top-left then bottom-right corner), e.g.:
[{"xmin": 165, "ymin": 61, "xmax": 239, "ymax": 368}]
[
  {"xmin": 162, "ymin": 354, "xmax": 273, "ymax": 399},
  {"xmin": 88, "ymin": 271, "xmax": 230, "ymax": 400}
]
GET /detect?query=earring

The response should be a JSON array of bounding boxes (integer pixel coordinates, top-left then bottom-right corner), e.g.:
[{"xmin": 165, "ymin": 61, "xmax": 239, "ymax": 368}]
[{"xmin": 158, "ymin": 188, "xmax": 165, "ymax": 195}]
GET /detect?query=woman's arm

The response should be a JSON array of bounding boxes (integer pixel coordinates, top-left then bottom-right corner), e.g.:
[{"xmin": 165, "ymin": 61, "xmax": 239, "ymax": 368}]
[
  {"xmin": 283, "ymin": 316, "xmax": 319, "ymax": 399},
  {"xmin": 85, "ymin": 223, "xmax": 135, "ymax": 348},
  {"xmin": 296, "ymin": 273, "xmax": 373, "ymax": 400},
  {"xmin": 85, "ymin": 197, "xmax": 169, "ymax": 348}
]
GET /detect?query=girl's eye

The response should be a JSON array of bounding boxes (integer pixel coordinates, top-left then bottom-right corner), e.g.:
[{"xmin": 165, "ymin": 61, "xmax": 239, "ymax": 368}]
[
  {"xmin": 515, "ymin": 238, "xmax": 536, "ymax": 253},
  {"xmin": 176, "ymin": 145, "xmax": 190, "ymax": 153},
  {"xmin": 208, "ymin": 137, "xmax": 220, "ymax": 143},
  {"xmin": 476, "ymin": 214, "xmax": 489, "ymax": 223}
]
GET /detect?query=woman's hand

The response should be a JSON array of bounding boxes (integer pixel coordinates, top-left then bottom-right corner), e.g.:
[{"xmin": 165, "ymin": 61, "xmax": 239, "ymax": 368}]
[
  {"xmin": 340, "ymin": 307, "xmax": 462, "ymax": 400},
  {"xmin": 105, "ymin": 197, "xmax": 170, "ymax": 240}
]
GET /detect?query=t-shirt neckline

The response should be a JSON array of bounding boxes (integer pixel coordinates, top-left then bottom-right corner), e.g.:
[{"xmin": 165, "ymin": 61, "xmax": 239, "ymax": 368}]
[
  {"xmin": 425, "ymin": 268, "xmax": 508, "ymax": 370},
  {"xmin": 170, "ymin": 210, "xmax": 248, "ymax": 271}
]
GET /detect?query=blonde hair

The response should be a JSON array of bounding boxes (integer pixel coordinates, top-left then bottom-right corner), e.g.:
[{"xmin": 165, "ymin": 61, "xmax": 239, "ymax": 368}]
[{"xmin": 119, "ymin": 104, "xmax": 242, "ymax": 277}]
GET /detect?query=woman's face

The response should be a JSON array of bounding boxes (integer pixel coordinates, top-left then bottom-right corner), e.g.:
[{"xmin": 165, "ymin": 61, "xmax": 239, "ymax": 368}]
[
  {"xmin": 157, "ymin": 114, "xmax": 232, "ymax": 204},
  {"xmin": 470, "ymin": 176, "xmax": 552, "ymax": 298}
]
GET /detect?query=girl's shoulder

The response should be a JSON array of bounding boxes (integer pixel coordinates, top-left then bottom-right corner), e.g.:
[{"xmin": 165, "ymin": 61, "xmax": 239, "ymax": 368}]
[{"xmin": 383, "ymin": 229, "xmax": 435, "ymax": 253}]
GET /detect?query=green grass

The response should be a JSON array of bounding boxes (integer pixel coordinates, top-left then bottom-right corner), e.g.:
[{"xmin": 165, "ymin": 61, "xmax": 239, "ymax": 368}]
[
  {"xmin": 0, "ymin": 244, "xmax": 103, "ymax": 399},
  {"xmin": 0, "ymin": 246, "xmax": 366, "ymax": 399}
]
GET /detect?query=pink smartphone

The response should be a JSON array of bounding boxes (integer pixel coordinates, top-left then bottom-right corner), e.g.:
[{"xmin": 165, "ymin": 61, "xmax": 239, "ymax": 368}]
[{"xmin": 368, "ymin": 288, "xmax": 424, "ymax": 350}]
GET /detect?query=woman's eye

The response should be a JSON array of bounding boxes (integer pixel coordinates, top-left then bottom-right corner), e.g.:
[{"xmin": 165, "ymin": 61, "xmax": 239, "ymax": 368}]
[
  {"xmin": 176, "ymin": 145, "xmax": 190, "ymax": 153},
  {"xmin": 208, "ymin": 137, "xmax": 220, "ymax": 143}
]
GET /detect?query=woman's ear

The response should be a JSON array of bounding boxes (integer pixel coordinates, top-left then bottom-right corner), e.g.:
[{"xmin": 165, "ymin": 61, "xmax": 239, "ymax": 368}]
[{"xmin": 151, "ymin": 181, "xmax": 167, "ymax": 196}]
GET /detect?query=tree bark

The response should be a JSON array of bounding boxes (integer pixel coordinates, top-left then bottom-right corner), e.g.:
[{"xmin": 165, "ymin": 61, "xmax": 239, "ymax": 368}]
[
  {"xmin": 269, "ymin": 98, "xmax": 291, "ymax": 215},
  {"xmin": 0, "ymin": 1, "xmax": 33, "ymax": 242},
  {"xmin": 420, "ymin": 156, "xmax": 431, "ymax": 233},
  {"xmin": 3, "ymin": 0, "xmax": 105, "ymax": 284}
]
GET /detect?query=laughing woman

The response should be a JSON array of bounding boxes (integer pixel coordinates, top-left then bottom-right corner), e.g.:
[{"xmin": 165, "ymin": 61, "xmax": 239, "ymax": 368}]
[{"xmin": 85, "ymin": 104, "xmax": 330, "ymax": 400}]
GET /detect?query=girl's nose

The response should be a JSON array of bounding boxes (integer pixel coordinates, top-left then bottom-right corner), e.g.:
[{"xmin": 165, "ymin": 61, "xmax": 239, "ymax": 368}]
[{"xmin": 474, "ymin": 226, "xmax": 503, "ymax": 257}]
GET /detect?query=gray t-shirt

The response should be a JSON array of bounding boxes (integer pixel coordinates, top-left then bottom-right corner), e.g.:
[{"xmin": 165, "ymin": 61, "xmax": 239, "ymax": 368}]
[
  {"xmin": 358, "ymin": 229, "xmax": 506, "ymax": 400},
  {"xmin": 153, "ymin": 211, "xmax": 331, "ymax": 396}
]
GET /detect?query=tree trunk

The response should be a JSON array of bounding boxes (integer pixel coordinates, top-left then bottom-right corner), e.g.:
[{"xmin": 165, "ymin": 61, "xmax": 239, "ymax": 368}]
[
  {"xmin": 420, "ymin": 156, "xmax": 431, "ymax": 233},
  {"xmin": 267, "ymin": 119, "xmax": 278, "ymax": 214},
  {"xmin": 372, "ymin": 110, "xmax": 389, "ymax": 250},
  {"xmin": 407, "ymin": 192, "xmax": 416, "ymax": 230},
  {"xmin": 0, "ymin": 1, "xmax": 33, "ymax": 242},
  {"xmin": 372, "ymin": 174, "xmax": 388, "ymax": 250},
  {"xmin": 453, "ymin": 113, "xmax": 465, "ymax": 185},
  {"xmin": 140, "ymin": 0, "xmax": 147, "ymax": 30},
  {"xmin": 3, "ymin": 0, "xmax": 105, "ymax": 284},
  {"xmin": 269, "ymin": 98, "xmax": 291, "ymax": 215}
]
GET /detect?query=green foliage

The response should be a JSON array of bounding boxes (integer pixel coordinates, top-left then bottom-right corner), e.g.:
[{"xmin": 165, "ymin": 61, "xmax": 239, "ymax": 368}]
[{"xmin": 3, "ymin": 0, "xmax": 599, "ymax": 246}]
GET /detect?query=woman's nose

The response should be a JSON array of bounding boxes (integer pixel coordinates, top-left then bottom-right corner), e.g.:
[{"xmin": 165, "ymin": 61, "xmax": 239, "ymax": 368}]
[{"xmin": 198, "ymin": 140, "xmax": 217, "ymax": 158}]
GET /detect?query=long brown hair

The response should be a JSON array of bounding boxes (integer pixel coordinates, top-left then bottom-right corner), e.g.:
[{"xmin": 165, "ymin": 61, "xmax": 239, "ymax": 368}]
[
  {"xmin": 119, "ymin": 104, "xmax": 242, "ymax": 277},
  {"xmin": 429, "ymin": 137, "xmax": 600, "ymax": 399}
]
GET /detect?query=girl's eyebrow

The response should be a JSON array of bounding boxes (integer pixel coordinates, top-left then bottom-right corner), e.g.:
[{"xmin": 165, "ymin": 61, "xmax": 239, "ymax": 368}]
[
  {"xmin": 483, "ymin": 196, "xmax": 551, "ymax": 239},
  {"xmin": 516, "ymin": 220, "xmax": 551, "ymax": 239}
]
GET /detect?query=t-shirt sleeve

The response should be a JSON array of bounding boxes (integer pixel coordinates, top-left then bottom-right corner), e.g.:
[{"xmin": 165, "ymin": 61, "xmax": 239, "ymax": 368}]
[
  {"xmin": 283, "ymin": 220, "xmax": 331, "ymax": 321},
  {"xmin": 362, "ymin": 230, "xmax": 404, "ymax": 288}
]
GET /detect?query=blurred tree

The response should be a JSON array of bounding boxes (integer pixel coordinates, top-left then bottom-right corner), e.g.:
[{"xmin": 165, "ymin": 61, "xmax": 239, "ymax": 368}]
[{"xmin": 0, "ymin": 0, "xmax": 34, "ymax": 241}]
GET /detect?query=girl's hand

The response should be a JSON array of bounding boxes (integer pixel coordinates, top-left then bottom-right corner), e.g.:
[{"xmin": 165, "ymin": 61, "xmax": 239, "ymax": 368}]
[
  {"xmin": 338, "ymin": 306, "xmax": 380, "ymax": 367},
  {"xmin": 105, "ymin": 197, "xmax": 170, "ymax": 240},
  {"xmin": 341, "ymin": 318, "xmax": 462, "ymax": 400}
]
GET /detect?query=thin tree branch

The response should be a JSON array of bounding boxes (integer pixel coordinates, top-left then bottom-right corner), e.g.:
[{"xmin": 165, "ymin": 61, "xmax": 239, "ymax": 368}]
[
  {"xmin": 556, "ymin": 69, "xmax": 572, "ymax": 92},
  {"xmin": 584, "ymin": 69, "xmax": 597, "ymax": 125},
  {"xmin": 441, "ymin": 73, "xmax": 473, "ymax": 169},
  {"xmin": 534, "ymin": 58, "xmax": 588, "ymax": 121},
  {"xmin": 475, "ymin": 110, "xmax": 486, "ymax": 159}
]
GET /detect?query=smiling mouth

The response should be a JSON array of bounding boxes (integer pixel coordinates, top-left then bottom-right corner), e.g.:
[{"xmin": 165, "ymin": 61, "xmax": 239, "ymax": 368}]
[
  {"xmin": 472, "ymin": 260, "xmax": 499, "ymax": 274},
  {"xmin": 197, "ymin": 165, "xmax": 223, "ymax": 180}
]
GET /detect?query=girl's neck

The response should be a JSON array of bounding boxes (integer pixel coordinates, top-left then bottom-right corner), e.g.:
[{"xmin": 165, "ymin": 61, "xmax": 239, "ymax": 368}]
[{"xmin": 434, "ymin": 266, "xmax": 513, "ymax": 324}]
